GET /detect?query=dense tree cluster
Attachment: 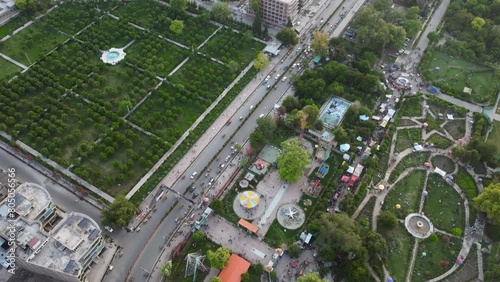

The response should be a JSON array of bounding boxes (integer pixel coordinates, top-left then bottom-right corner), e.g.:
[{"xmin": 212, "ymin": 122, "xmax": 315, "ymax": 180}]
[
  {"xmin": 293, "ymin": 60, "xmax": 383, "ymax": 108},
  {"xmin": 276, "ymin": 27, "xmax": 299, "ymax": 46},
  {"xmin": 101, "ymin": 195, "xmax": 137, "ymax": 227},
  {"xmin": 474, "ymin": 183, "xmax": 500, "ymax": 224},
  {"xmin": 249, "ymin": 116, "xmax": 277, "ymax": 149},
  {"xmin": 276, "ymin": 139, "xmax": 310, "ymax": 183},
  {"xmin": 443, "ymin": 0, "xmax": 500, "ymax": 64}
]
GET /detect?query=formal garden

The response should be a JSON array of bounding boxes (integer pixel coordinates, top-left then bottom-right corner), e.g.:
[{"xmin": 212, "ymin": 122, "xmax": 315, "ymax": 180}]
[{"xmin": 0, "ymin": 0, "xmax": 266, "ymax": 199}]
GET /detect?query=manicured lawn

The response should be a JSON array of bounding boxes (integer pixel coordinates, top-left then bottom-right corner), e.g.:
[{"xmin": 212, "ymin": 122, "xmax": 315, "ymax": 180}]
[
  {"xmin": 488, "ymin": 120, "xmax": 500, "ymax": 152},
  {"xmin": 170, "ymin": 56, "xmax": 234, "ymax": 101},
  {"xmin": 424, "ymin": 174, "xmax": 465, "ymax": 232},
  {"xmin": 75, "ymin": 64, "xmax": 158, "ymax": 115},
  {"xmin": 455, "ymin": 168, "xmax": 478, "ymax": 204},
  {"xmin": 0, "ymin": 57, "xmax": 21, "ymax": 80},
  {"xmin": 128, "ymin": 83, "xmax": 204, "ymax": 143},
  {"xmin": 389, "ymin": 152, "xmax": 431, "ymax": 183},
  {"xmin": 0, "ymin": 21, "xmax": 68, "ymax": 65},
  {"xmin": 125, "ymin": 35, "xmax": 189, "ymax": 77},
  {"xmin": 382, "ymin": 223, "xmax": 415, "ymax": 282},
  {"xmin": 202, "ymin": 28, "xmax": 265, "ymax": 66},
  {"xmin": 412, "ymin": 233, "xmax": 462, "ymax": 281},
  {"xmin": 400, "ymin": 95, "xmax": 423, "ymax": 116},
  {"xmin": 431, "ymin": 155, "xmax": 455, "ymax": 173},
  {"xmin": 421, "ymin": 50, "xmax": 498, "ymax": 104},
  {"xmin": 443, "ymin": 120, "xmax": 466, "ymax": 140},
  {"xmin": 0, "ymin": 14, "xmax": 33, "ymax": 38},
  {"xmin": 427, "ymin": 134, "xmax": 452, "ymax": 149},
  {"xmin": 394, "ymin": 128, "xmax": 422, "ymax": 153},
  {"xmin": 384, "ymin": 170, "xmax": 426, "ymax": 216}
]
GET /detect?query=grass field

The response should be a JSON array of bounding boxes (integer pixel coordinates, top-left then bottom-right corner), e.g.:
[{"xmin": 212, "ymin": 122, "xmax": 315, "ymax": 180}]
[
  {"xmin": 395, "ymin": 128, "xmax": 422, "ymax": 153},
  {"xmin": 389, "ymin": 152, "xmax": 431, "ymax": 183},
  {"xmin": 488, "ymin": 121, "xmax": 500, "ymax": 152},
  {"xmin": 0, "ymin": 14, "xmax": 32, "ymax": 38},
  {"xmin": 412, "ymin": 234, "xmax": 462, "ymax": 281},
  {"xmin": 382, "ymin": 223, "xmax": 415, "ymax": 282},
  {"xmin": 0, "ymin": 58, "xmax": 21, "ymax": 80},
  {"xmin": 384, "ymin": 170, "xmax": 426, "ymax": 216},
  {"xmin": 424, "ymin": 174, "xmax": 465, "ymax": 232},
  {"xmin": 443, "ymin": 119, "xmax": 466, "ymax": 140},
  {"xmin": 431, "ymin": 155, "xmax": 455, "ymax": 173},
  {"xmin": 427, "ymin": 134, "xmax": 452, "ymax": 149},
  {"xmin": 0, "ymin": 21, "xmax": 68, "ymax": 65},
  {"xmin": 421, "ymin": 50, "xmax": 498, "ymax": 104}
]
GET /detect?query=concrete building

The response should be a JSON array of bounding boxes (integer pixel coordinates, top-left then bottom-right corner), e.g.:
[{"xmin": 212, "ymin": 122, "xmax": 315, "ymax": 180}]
[
  {"xmin": 0, "ymin": 183, "xmax": 104, "ymax": 282},
  {"xmin": 248, "ymin": 0, "xmax": 312, "ymax": 26}
]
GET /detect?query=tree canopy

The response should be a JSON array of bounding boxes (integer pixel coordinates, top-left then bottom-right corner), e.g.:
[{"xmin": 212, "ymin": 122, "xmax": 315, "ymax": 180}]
[
  {"xmin": 211, "ymin": 1, "xmax": 231, "ymax": 21},
  {"xmin": 207, "ymin": 247, "xmax": 231, "ymax": 269},
  {"xmin": 315, "ymin": 212, "xmax": 363, "ymax": 260},
  {"xmin": 254, "ymin": 52, "xmax": 270, "ymax": 71},
  {"xmin": 170, "ymin": 0, "xmax": 188, "ymax": 12},
  {"xmin": 276, "ymin": 139, "xmax": 310, "ymax": 183},
  {"xmin": 276, "ymin": 27, "xmax": 299, "ymax": 46},
  {"xmin": 363, "ymin": 231, "xmax": 388, "ymax": 259},
  {"xmin": 169, "ymin": 19, "xmax": 184, "ymax": 35},
  {"xmin": 249, "ymin": 116, "xmax": 277, "ymax": 149},
  {"xmin": 161, "ymin": 261, "xmax": 172, "ymax": 277},
  {"xmin": 101, "ymin": 195, "xmax": 137, "ymax": 227},
  {"xmin": 297, "ymin": 272, "xmax": 327, "ymax": 282},
  {"xmin": 310, "ymin": 30, "xmax": 329, "ymax": 57},
  {"xmin": 474, "ymin": 183, "xmax": 500, "ymax": 224},
  {"xmin": 209, "ymin": 277, "xmax": 222, "ymax": 282},
  {"xmin": 378, "ymin": 210, "xmax": 398, "ymax": 229}
]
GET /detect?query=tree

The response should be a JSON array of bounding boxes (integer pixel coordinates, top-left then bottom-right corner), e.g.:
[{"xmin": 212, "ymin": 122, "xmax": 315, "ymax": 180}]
[
  {"xmin": 276, "ymin": 27, "xmax": 299, "ymax": 46},
  {"xmin": 276, "ymin": 139, "xmax": 310, "ymax": 183},
  {"xmin": 207, "ymin": 247, "xmax": 231, "ymax": 269},
  {"xmin": 310, "ymin": 30, "xmax": 329, "ymax": 57},
  {"xmin": 427, "ymin": 31, "xmax": 440, "ymax": 43},
  {"xmin": 161, "ymin": 261, "xmax": 172, "ymax": 277},
  {"xmin": 254, "ymin": 52, "xmax": 270, "ymax": 71},
  {"xmin": 404, "ymin": 19, "xmax": 422, "ymax": 37},
  {"xmin": 170, "ymin": 20, "xmax": 184, "ymax": 35},
  {"xmin": 297, "ymin": 272, "xmax": 327, "ymax": 282},
  {"xmin": 315, "ymin": 212, "xmax": 363, "ymax": 261},
  {"xmin": 211, "ymin": 1, "xmax": 231, "ymax": 21},
  {"xmin": 471, "ymin": 17, "xmax": 486, "ymax": 31},
  {"xmin": 249, "ymin": 130, "xmax": 267, "ymax": 150},
  {"xmin": 378, "ymin": 211, "xmax": 398, "ymax": 229},
  {"xmin": 282, "ymin": 96, "xmax": 300, "ymax": 113},
  {"xmin": 101, "ymin": 195, "xmax": 137, "ymax": 228},
  {"xmin": 192, "ymin": 231, "xmax": 205, "ymax": 243},
  {"xmin": 363, "ymin": 231, "xmax": 388, "ymax": 259},
  {"xmin": 249, "ymin": 0, "xmax": 261, "ymax": 12},
  {"xmin": 241, "ymin": 272, "xmax": 250, "ymax": 282},
  {"xmin": 209, "ymin": 278, "xmax": 222, "ymax": 282},
  {"xmin": 451, "ymin": 227, "xmax": 463, "ymax": 237},
  {"xmin": 256, "ymin": 116, "xmax": 277, "ymax": 138},
  {"xmin": 474, "ymin": 183, "xmax": 500, "ymax": 224},
  {"xmin": 288, "ymin": 244, "xmax": 301, "ymax": 257},
  {"xmin": 302, "ymin": 104, "xmax": 320, "ymax": 127},
  {"xmin": 170, "ymin": 0, "xmax": 187, "ymax": 12}
]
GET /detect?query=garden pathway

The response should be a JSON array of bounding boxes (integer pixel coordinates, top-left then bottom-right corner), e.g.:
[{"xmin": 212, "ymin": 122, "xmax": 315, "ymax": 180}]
[
  {"xmin": 197, "ymin": 25, "xmax": 222, "ymax": 50},
  {"xmin": 0, "ymin": 53, "xmax": 28, "ymax": 69}
]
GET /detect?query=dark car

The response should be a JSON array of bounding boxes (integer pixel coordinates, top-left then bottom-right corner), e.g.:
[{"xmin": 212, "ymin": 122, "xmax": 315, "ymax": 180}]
[
  {"xmin": 189, "ymin": 185, "xmax": 196, "ymax": 193},
  {"xmin": 192, "ymin": 193, "xmax": 199, "ymax": 199}
]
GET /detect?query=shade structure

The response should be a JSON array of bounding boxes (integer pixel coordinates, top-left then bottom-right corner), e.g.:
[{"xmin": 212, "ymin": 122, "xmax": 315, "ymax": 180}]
[
  {"xmin": 387, "ymin": 278, "xmax": 394, "ymax": 282},
  {"xmin": 424, "ymin": 162, "xmax": 430, "ymax": 167},
  {"xmin": 393, "ymin": 153, "xmax": 399, "ymax": 157},
  {"xmin": 239, "ymin": 191, "xmax": 260, "ymax": 209},
  {"xmin": 378, "ymin": 184, "xmax": 385, "ymax": 190},
  {"xmin": 423, "ymin": 122, "xmax": 428, "ymax": 127},
  {"xmin": 340, "ymin": 143, "xmax": 351, "ymax": 152},
  {"xmin": 395, "ymin": 204, "xmax": 401, "ymax": 209},
  {"xmin": 203, "ymin": 197, "xmax": 209, "ymax": 203},
  {"xmin": 457, "ymin": 138, "xmax": 462, "ymax": 143}
]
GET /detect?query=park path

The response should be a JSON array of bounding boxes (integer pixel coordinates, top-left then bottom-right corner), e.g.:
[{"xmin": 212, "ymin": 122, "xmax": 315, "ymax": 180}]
[{"xmin": 0, "ymin": 53, "xmax": 28, "ymax": 69}]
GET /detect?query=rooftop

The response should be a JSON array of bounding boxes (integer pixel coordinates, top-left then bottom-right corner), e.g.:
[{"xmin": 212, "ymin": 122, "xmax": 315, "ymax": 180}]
[
  {"xmin": 12, "ymin": 182, "xmax": 53, "ymax": 221},
  {"xmin": 29, "ymin": 212, "xmax": 102, "ymax": 276},
  {"xmin": 0, "ymin": 218, "xmax": 48, "ymax": 261},
  {"xmin": 218, "ymin": 254, "xmax": 251, "ymax": 282}
]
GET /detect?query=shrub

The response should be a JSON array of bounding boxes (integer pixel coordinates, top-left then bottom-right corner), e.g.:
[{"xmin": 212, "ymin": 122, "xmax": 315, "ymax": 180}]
[{"xmin": 451, "ymin": 227, "xmax": 463, "ymax": 237}]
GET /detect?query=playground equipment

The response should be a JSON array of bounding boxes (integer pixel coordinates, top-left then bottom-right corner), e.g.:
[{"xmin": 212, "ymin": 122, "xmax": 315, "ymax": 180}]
[{"xmin": 311, "ymin": 164, "xmax": 329, "ymax": 193}]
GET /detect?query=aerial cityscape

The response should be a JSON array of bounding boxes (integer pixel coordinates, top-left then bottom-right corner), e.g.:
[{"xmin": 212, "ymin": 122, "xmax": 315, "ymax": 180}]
[{"xmin": 0, "ymin": 0, "xmax": 499, "ymax": 282}]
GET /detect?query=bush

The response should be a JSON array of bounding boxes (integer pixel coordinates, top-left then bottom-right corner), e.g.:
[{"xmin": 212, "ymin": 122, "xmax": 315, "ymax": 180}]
[
  {"xmin": 428, "ymin": 233, "xmax": 438, "ymax": 242},
  {"xmin": 378, "ymin": 211, "xmax": 398, "ymax": 230},
  {"xmin": 451, "ymin": 227, "xmax": 463, "ymax": 237}
]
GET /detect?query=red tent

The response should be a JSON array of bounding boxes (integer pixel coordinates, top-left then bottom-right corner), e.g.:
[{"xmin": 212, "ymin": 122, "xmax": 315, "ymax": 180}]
[
  {"xmin": 348, "ymin": 175, "xmax": 359, "ymax": 187},
  {"xmin": 341, "ymin": 175, "xmax": 350, "ymax": 183}
]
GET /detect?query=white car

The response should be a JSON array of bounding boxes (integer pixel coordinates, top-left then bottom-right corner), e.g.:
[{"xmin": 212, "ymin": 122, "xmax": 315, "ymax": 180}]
[
  {"xmin": 265, "ymin": 75, "xmax": 270, "ymax": 81},
  {"xmin": 104, "ymin": 226, "xmax": 113, "ymax": 233},
  {"xmin": 282, "ymin": 76, "xmax": 287, "ymax": 82},
  {"xmin": 259, "ymin": 114, "xmax": 265, "ymax": 118},
  {"xmin": 190, "ymin": 171, "xmax": 197, "ymax": 179},
  {"xmin": 225, "ymin": 155, "xmax": 231, "ymax": 162},
  {"xmin": 267, "ymin": 85, "xmax": 271, "ymax": 89},
  {"xmin": 275, "ymin": 73, "xmax": 280, "ymax": 79},
  {"xmin": 250, "ymin": 105, "xmax": 254, "ymax": 110}
]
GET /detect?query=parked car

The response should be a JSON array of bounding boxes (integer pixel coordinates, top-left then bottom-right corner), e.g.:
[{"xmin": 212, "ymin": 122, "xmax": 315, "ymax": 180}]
[
  {"xmin": 225, "ymin": 155, "xmax": 231, "ymax": 162},
  {"xmin": 189, "ymin": 185, "xmax": 196, "ymax": 193},
  {"xmin": 104, "ymin": 226, "xmax": 113, "ymax": 233},
  {"xmin": 192, "ymin": 193, "xmax": 199, "ymax": 199}
]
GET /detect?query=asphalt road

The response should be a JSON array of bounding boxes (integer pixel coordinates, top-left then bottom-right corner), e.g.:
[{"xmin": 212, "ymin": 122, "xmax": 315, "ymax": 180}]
[{"xmin": 99, "ymin": 1, "xmax": 364, "ymax": 281}]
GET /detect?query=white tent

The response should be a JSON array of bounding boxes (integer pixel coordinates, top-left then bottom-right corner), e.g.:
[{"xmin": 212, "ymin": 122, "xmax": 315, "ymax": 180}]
[{"xmin": 434, "ymin": 167, "xmax": 446, "ymax": 177}]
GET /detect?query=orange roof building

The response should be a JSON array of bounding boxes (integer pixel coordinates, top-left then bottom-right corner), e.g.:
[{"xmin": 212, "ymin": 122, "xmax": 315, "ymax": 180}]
[{"xmin": 218, "ymin": 254, "xmax": 251, "ymax": 282}]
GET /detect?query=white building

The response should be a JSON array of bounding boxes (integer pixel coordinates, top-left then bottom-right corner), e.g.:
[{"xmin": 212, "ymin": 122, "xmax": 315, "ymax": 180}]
[
  {"xmin": 248, "ymin": 0, "xmax": 312, "ymax": 26},
  {"xmin": 0, "ymin": 183, "xmax": 104, "ymax": 282}
]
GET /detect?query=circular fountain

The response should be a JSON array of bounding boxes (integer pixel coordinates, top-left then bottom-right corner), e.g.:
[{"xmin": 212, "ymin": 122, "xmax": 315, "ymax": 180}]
[
  {"xmin": 101, "ymin": 48, "xmax": 126, "ymax": 65},
  {"xmin": 404, "ymin": 213, "xmax": 434, "ymax": 239}
]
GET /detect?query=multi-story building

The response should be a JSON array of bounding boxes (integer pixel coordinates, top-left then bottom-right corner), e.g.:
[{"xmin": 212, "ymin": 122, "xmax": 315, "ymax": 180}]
[
  {"xmin": 0, "ymin": 183, "xmax": 104, "ymax": 282},
  {"xmin": 248, "ymin": 0, "xmax": 312, "ymax": 26}
]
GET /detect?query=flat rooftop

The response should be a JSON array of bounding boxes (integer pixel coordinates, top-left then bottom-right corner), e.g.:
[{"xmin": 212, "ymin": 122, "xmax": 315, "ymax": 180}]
[
  {"xmin": 0, "ymin": 217, "xmax": 48, "ymax": 261},
  {"xmin": 30, "ymin": 212, "xmax": 102, "ymax": 276},
  {"xmin": 319, "ymin": 97, "xmax": 351, "ymax": 128},
  {"xmin": 13, "ymin": 183, "xmax": 52, "ymax": 221}
]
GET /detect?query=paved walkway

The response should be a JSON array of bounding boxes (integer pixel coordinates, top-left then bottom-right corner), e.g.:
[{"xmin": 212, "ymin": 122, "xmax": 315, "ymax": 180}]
[{"xmin": 0, "ymin": 53, "xmax": 28, "ymax": 69}]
